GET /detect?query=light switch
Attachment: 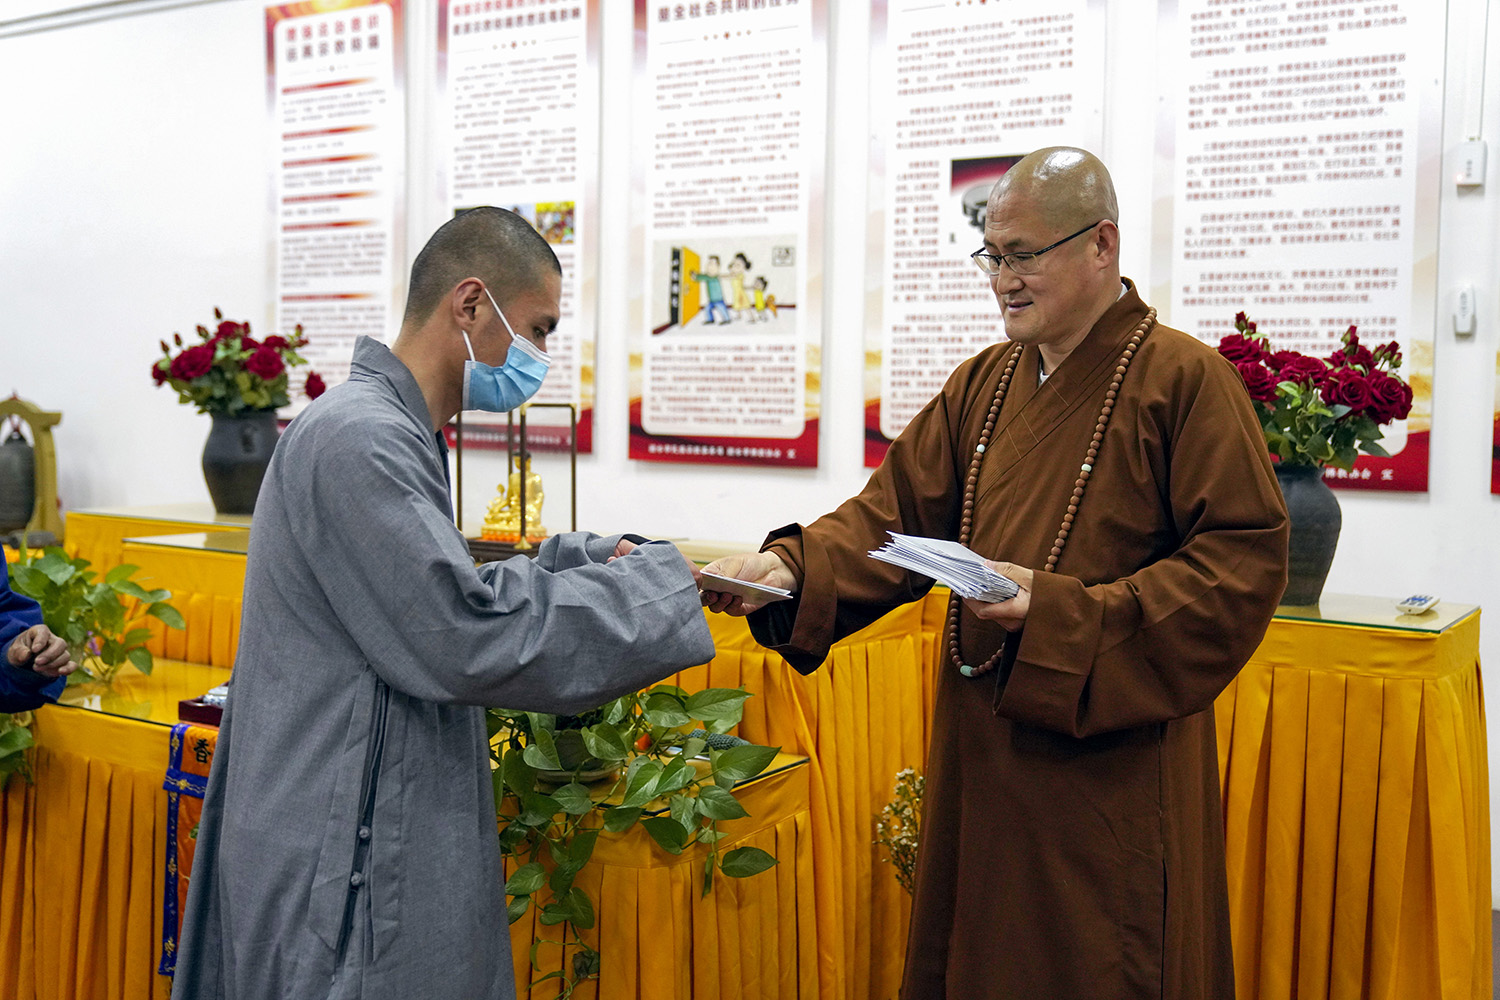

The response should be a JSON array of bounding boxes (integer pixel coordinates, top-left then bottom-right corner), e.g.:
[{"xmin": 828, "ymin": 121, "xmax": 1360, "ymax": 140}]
[
  {"xmin": 1454, "ymin": 284, "xmax": 1476, "ymax": 335},
  {"xmin": 1456, "ymin": 140, "xmax": 1486, "ymax": 187}
]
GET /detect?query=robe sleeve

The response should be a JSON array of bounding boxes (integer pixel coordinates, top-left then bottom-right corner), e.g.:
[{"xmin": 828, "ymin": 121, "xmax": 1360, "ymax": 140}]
[
  {"xmin": 998, "ymin": 352, "xmax": 1289, "ymax": 737},
  {"xmin": 285, "ymin": 415, "xmax": 716, "ymax": 713},
  {"xmin": 0, "ymin": 551, "xmax": 63, "ymax": 712},
  {"xmin": 748, "ymin": 351, "xmax": 988, "ymax": 671}
]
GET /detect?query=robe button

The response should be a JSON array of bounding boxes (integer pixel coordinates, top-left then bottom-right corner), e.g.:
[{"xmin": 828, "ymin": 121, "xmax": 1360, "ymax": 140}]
[
  {"xmin": 358, "ymin": 826, "xmax": 371, "ymax": 842},
  {"xmin": 350, "ymin": 872, "xmax": 365, "ymax": 888}
]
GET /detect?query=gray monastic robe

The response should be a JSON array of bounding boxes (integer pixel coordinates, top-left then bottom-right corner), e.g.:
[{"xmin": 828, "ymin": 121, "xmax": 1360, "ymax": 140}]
[{"xmin": 171, "ymin": 338, "xmax": 715, "ymax": 1000}]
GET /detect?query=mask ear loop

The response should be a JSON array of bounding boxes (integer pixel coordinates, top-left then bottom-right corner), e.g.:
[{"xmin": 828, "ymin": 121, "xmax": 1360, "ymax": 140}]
[{"xmin": 459, "ymin": 328, "xmax": 477, "ymax": 362}]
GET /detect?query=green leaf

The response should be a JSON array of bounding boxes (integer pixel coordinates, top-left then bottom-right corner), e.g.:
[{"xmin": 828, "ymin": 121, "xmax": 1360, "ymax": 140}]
[
  {"xmin": 549, "ymin": 859, "xmax": 584, "ymax": 897},
  {"xmin": 1361, "ymin": 440, "xmax": 1391, "ymax": 458},
  {"xmin": 517, "ymin": 791, "xmax": 560, "ymax": 826},
  {"xmin": 680, "ymin": 737, "xmax": 707, "ymax": 761},
  {"xmin": 111, "ymin": 580, "xmax": 156, "ymax": 602},
  {"xmin": 702, "ymin": 853, "xmax": 715, "ymax": 897},
  {"xmin": 654, "ymin": 757, "xmax": 695, "ymax": 797},
  {"xmin": 149, "ymin": 603, "xmax": 186, "ymax": 631},
  {"xmin": 122, "ymin": 628, "xmax": 154, "ymax": 646},
  {"xmin": 36, "ymin": 552, "xmax": 80, "ymax": 586},
  {"xmin": 0, "ymin": 726, "xmax": 34, "ymax": 757},
  {"xmin": 126, "ymin": 648, "xmax": 153, "ymax": 674},
  {"xmin": 668, "ymin": 793, "xmax": 699, "ymax": 833},
  {"xmin": 720, "ymin": 845, "xmax": 778, "ymax": 878},
  {"xmin": 506, "ymin": 895, "xmax": 532, "ymax": 924},
  {"xmin": 581, "ymin": 724, "xmax": 629, "ymax": 762},
  {"xmin": 104, "ymin": 564, "xmax": 140, "ymax": 585},
  {"xmin": 643, "ymin": 693, "xmax": 690, "ymax": 728},
  {"xmin": 538, "ymin": 902, "xmax": 570, "ymax": 926},
  {"xmin": 619, "ymin": 760, "xmax": 664, "ymax": 808},
  {"xmin": 602, "ymin": 806, "xmax": 641, "ymax": 833},
  {"xmin": 502, "ymin": 748, "xmax": 538, "ymax": 797},
  {"xmin": 642, "ymin": 816, "xmax": 688, "ymax": 855},
  {"xmin": 685, "ymin": 688, "xmax": 751, "ymax": 723},
  {"xmin": 559, "ymin": 887, "xmax": 595, "ymax": 930},
  {"xmin": 549, "ymin": 782, "xmax": 594, "ymax": 816},
  {"xmin": 505, "ymin": 861, "xmax": 547, "ymax": 895},
  {"xmin": 603, "ymin": 696, "xmax": 630, "ymax": 726},
  {"xmin": 695, "ymin": 784, "xmax": 749, "ymax": 821},
  {"xmin": 648, "ymin": 683, "xmax": 689, "ymax": 699},
  {"xmin": 566, "ymin": 829, "xmax": 600, "ymax": 867},
  {"xmin": 6, "ymin": 564, "xmax": 48, "ymax": 598},
  {"xmin": 712, "ymin": 744, "xmax": 779, "ymax": 789},
  {"xmin": 521, "ymin": 730, "xmax": 562, "ymax": 771},
  {"xmin": 525, "ymin": 712, "xmax": 557, "ymax": 736}
]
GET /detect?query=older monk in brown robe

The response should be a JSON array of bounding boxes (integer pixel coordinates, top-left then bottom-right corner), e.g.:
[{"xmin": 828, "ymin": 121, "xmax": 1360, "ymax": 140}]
[{"xmin": 702, "ymin": 147, "xmax": 1288, "ymax": 999}]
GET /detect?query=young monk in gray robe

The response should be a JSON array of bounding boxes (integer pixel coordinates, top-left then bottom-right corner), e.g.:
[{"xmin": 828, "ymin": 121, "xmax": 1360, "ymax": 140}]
[
  {"xmin": 703, "ymin": 149, "xmax": 1288, "ymax": 999},
  {"xmin": 172, "ymin": 209, "xmax": 715, "ymax": 1000}
]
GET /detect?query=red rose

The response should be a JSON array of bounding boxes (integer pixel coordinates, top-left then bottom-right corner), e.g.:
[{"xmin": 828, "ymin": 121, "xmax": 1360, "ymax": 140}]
[
  {"xmin": 244, "ymin": 345, "xmax": 286, "ymax": 380},
  {"xmin": 1374, "ymin": 341, "xmax": 1402, "ymax": 367},
  {"xmin": 305, "ymin": 372, "xmax": 327, "ymax": 400},
  {"xmin": 1219, "ymin": 333, "xmax": 1267, "ymax": 364},
  {"xmin": 1364, "ymin": 372, "xmax": 1411, "ymax": 424},
  {"xmin": 239, "ymin": 335, "xmax": 259, "ymax": 352},
  {"xmin": 216, "ymin": 320, "xmax": 239, "ymax": 340},
  {"xmin": 1277, "ymin": 354, "xmax": 1326, "ymax": 385},
  {"xmin": 1236, "ymin": 361, "xmax": 1279, "ymax": 403},
  {"xmin": 1346, "ymin": 344, "xmax": 1375, "ymax": 371},
  {"xmin": 1234, "ymin": 311, "xmax": 1248, "ymax": 330},
  {"xmin": 1321, "ymin": 367, "xmax": 1373, "ymax": 412},
  {"xmin": 170, "ymin": 343, "xmax": 215, "ymax": 380},
  {"xmin": 151, "ymin": 360, "xmax": 168, "ymax": 386},
  {"xmin": 262, "ymin": 335, "xmax": 289, "ymax": 351}
]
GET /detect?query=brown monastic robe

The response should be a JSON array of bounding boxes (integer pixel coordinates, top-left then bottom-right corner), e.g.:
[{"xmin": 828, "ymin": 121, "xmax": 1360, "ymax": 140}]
[{"xmin": 749, "ymin": 282, "xmax": 1288, "ymax": 999}]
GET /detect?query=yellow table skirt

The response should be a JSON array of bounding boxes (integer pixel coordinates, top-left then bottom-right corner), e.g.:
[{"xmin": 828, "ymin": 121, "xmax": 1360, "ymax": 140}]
[{"xmin": 1217, "ymin": 611, "xmax": 1490, "ymax": 1000}]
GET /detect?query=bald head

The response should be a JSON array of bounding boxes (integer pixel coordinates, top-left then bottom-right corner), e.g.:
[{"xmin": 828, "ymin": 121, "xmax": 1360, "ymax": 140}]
[
  {"xmin": 988, "ymin": 147, "xmax": 1119, "ymax": 234},
  {"xmin": 402, "ymin": 207, "xmax": 560, "ymax": 328}
]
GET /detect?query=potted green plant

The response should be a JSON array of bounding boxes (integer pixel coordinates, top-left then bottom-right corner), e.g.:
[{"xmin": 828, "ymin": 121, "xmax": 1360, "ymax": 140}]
[
  {"xmin": 151, "ymin": 309, "xmax": 327, "ymax": 514},
  {"xmin": 7, "ymin": 546, "xmax": 184, "ymax": 686},
  {"xmin": 490, "ymin": 683, "xmax": 782, "ymax": 996}
]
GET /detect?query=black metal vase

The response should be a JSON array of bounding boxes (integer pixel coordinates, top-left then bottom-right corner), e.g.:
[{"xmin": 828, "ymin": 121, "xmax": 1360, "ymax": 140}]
[
  {"xmin": 202, "ymin": 412, "xmax": 278, "ymax": 515},
  {"xmin": 1274, "ymin": 464, "xmax": 1341, "ymax": 606}
]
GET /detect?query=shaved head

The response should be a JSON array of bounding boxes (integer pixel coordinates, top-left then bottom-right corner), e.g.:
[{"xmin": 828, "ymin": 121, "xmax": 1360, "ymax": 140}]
[
  {"xmin": 988, "ymin": 147, "xmax": 1119, "ymax": 233},
  {"xmin": 402, "ymin": 207, "xmax": 560, "ymax": 326}
]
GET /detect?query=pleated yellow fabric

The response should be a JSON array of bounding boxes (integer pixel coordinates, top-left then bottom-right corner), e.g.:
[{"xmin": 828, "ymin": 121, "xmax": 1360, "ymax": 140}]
[
  {"xmin": 120, "ymin": 542, "xmax": 249, "ymax": 668},
  {"xmin": 504, "ymin": 760, "xmax": 813, "ymax": 999},
  {"xmin": 0, "ymin": 706, "xmax": 175, "ymax": 1000},
  {"xmin": 1217, "ymin": 610, "xmax": 1490, "ymax": 1000}
]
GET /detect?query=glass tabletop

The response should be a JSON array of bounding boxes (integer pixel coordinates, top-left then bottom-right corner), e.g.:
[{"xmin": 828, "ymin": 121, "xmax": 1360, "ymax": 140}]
[
  {"xmin": 77, "ymin": 502, "xmax": 251, "ymax": 528},
  {"xmin": 52, "ymin": 658, "xmax": 233, "ymax": 727},
  {"xmin": 1273, "ymin": 592, "xmax": 1478, "ymax": 633},
  {"xmin": 123, "ymin": 530, "xmax": 251, "ymax": 555}
]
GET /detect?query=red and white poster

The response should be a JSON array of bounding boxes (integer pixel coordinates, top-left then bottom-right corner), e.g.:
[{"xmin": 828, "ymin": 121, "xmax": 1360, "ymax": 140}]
[
  {"xmin": 438, "ymin": 0, "xmax": 599, "ymax": 454},
  {"xmin": 862, "ymin": 0, "xmax": 1107, "ymax": 466},
  {"xmin": 627, "ymin": 0, "xmax": 826, "ymax": 468},
  {"xmin": 1152, "ymin": 0, "xmax": 1443, "ymax": 491},
  {"xmin": 266, "ymin": 0, "xmax": 406, "ymax": 415}
]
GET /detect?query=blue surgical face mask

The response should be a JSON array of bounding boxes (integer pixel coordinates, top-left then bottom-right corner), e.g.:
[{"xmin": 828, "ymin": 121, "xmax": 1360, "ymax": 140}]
[{"xmin": 460, "ymin": 289, "xmax": 551, "ymax": 412}]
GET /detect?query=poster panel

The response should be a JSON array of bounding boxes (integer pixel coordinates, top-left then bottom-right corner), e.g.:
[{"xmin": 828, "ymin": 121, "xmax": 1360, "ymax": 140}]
[
  {"xmin": 1152, "ymin": 0, "xmax": 1443, "ymax": 491},
  {"xmin": 628, "ymin": 0, "xmax": 826, "ymax": 468},
  {"xmin": 438, "ymin": 0, "xmax": 599, "ymax": 454},
  {"xmin": 1492, "ymin": 349, "xmax": 1500, "ymax": 494},
  {"xmin": 862, "ymin": 0, "xmax": 1107, "ymax": 466},
  {"xmin": 266, "ymin": 0, "xmax": 406, "ymax": 416}
]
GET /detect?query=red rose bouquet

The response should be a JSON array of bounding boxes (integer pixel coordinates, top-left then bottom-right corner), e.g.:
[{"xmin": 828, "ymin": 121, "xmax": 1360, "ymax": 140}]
[
  {"xmin": 1221, "ymin": 312, "xmax": 1412, "ymax": 471},
  {"xmin": 152, "ymin": 309, "xmax": 326, "ymax": 415}
]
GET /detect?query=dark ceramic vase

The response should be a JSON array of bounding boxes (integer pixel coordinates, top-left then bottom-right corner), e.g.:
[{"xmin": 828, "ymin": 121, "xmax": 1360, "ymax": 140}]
[
  {"xmin": 202, "ymin": 412, "xmax": 278, "ymax": 515},
  {"xmin": 1274, "ymin": 464, "xmax": 1341, "ymax": 606}
]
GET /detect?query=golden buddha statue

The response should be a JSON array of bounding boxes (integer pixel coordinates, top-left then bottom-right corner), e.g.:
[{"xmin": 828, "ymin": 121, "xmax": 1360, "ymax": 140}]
[{"xmin": 480, "ymin": 452, "xmax": 548, "ymax": 544}]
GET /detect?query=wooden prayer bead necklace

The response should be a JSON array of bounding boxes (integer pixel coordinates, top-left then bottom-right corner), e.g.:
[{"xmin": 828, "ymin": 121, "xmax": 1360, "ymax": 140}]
[{"xmin": 948, "ymin": 308, "xmax": 1157, "ymax": 678}]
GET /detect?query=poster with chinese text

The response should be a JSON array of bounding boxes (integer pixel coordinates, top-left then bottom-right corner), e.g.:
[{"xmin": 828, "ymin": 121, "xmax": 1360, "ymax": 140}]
[
  {"xmin": 438, "ymin": 0, "xmax": 598, "ymax": 454},
  {"xmin": 267, "ymin": 0, "xmax": 406, "ymax": 416},
  {"xmin": 628, "ymin": 0, "xmax": 826, "ymax": 468},
  {"xmin": 862, "ymin": 0, "xmax": 1107, "ymax": 466},
  {"xmin": 1152, "ymin": 0, "xmax": 1443, "ymax": 491}
]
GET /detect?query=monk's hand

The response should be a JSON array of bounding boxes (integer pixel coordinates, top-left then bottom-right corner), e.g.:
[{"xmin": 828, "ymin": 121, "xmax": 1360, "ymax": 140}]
[
  {"xmin": 610, "ymin": 537, "xmax": 702, "ymax": 585},
  {"xmin": 698, "ymin": 551, "xmax": 796, "ymax": 616},
  {"xmin": 6, "ymin": 624, "xmax": 77, "ymax": 678},
  {"xmin": 963, "ymin": 561, "xmax": 1033, "ymax": 632}
]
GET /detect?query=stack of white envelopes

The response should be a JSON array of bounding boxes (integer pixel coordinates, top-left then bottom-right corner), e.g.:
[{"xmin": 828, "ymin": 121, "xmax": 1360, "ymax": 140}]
[{"xmin": 867, "ymin": 532, "xmax": 1019, "ymax": 602}]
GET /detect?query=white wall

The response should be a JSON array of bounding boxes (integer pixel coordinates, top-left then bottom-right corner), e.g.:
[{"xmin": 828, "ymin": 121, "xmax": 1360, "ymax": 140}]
[{"xmin": 3, "ymin": 0, "xmax": 1500, "ymax": 897}]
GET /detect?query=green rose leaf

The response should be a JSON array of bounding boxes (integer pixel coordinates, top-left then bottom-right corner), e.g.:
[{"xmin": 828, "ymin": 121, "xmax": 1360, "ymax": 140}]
[{"xmin": 720, "ymin": 845, "xmax": 778, "ymax": 878}]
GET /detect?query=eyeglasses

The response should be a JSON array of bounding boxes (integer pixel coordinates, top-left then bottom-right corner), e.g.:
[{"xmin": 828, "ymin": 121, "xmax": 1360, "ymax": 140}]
[{"xmin": 970, "ymin": 221, "xmax": 1102, "ymax": 276}]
